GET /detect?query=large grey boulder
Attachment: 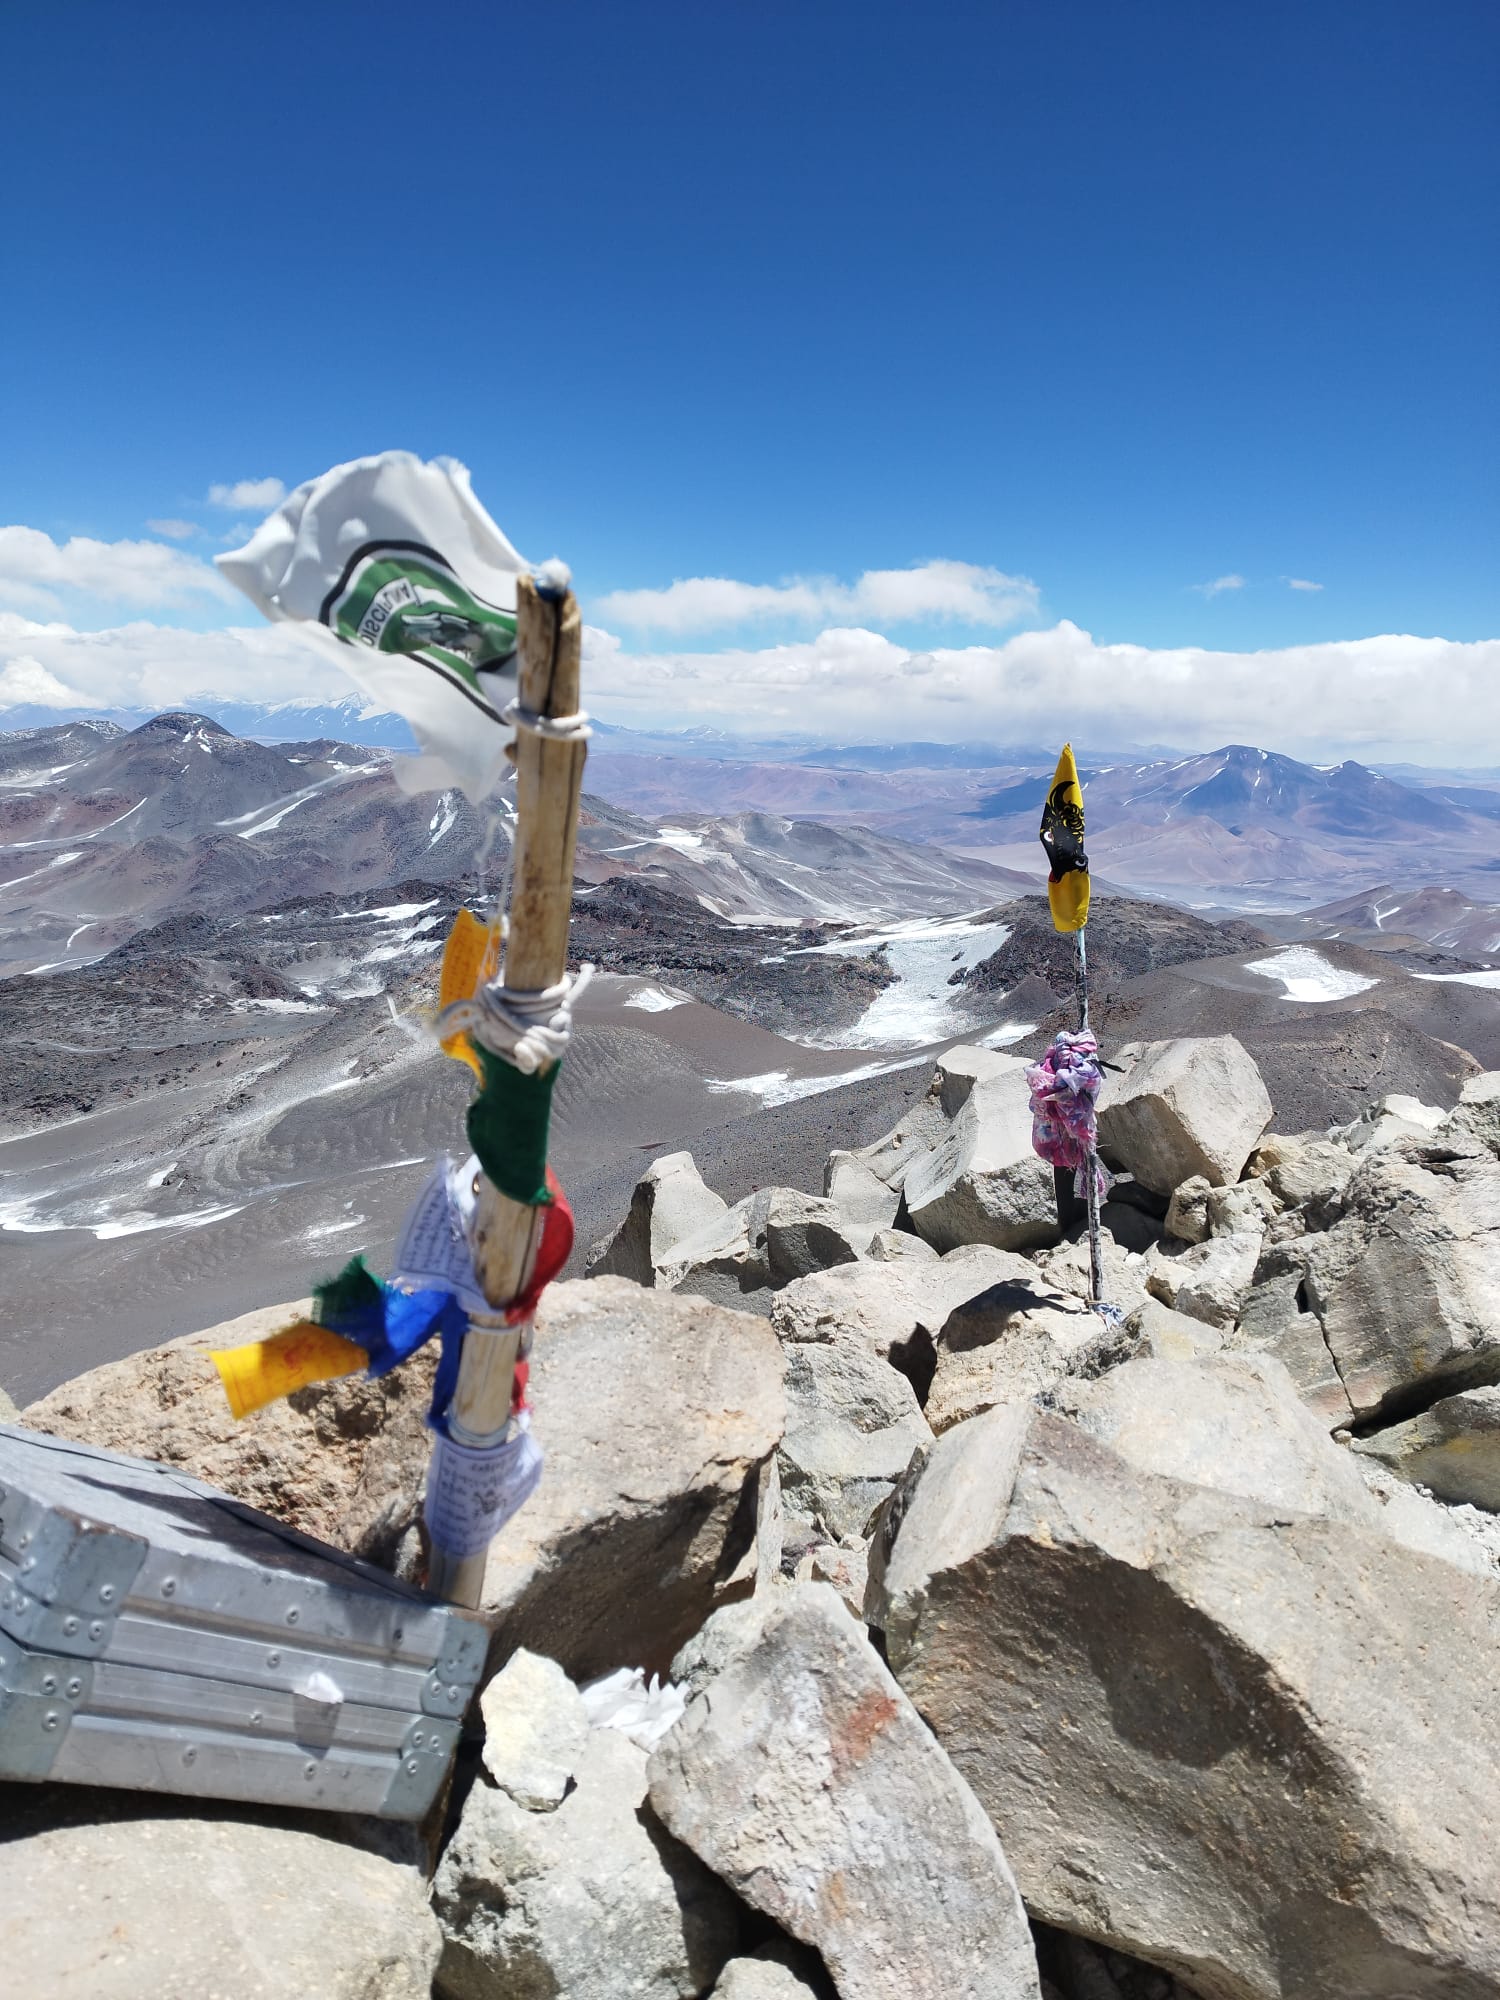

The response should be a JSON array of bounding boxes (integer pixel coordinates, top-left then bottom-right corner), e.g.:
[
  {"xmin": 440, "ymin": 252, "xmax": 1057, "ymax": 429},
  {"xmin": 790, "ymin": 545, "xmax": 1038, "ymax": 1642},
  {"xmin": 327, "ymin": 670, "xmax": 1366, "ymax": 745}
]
[
  {"xmin": 848, "ymin": 1079, "xmax": 954, "ymax": 1190},
  {"xmin": 21, "ymin": 1297, "xmax": 436, "ymax": 1566},
  {"xmin": 1097, "ymin": 1035, "xmax": 1272, "ymax": 1195},
  {"xmin": 0, "ymin": 1810, "xmax": 441, "ymax": 1999},
  {"xmin": 648, "ymin": 1586, "xmax": 1042, "ymax": 2000},
  {"xmin": 823, "ymin": 1150, "xmax": 900, "ymax": 1249},
  {"xmin": 661, "ymin": 1189, "xmax": 862, "ymax": 1313},
  {"xmin": 869, "ymin": 1357, "xmax": 1500, "ymax": 2000},
  {"xmin": 1143, "ymin": 1228, "xmax": 1262, "ymax": 1329},
  {"xmin": 1441, "ymin": 1071, "xmax": 1500, "ymax": 1156},
  {"xmin": 435, "ymin": 1723, "xmax": 738, "ymax": 2000},
  {"xmin": 904, "ymin": 1070, "xmax": 1060, "ymax": 1254},
  {"xmin": 480, "ymin": 1278, "xmax": 785, "ymax": 1679},
  {"xmin": 934, "ymin": 1044, "xmax": 1030, "ymax": 1116},
  {"xmin": 1129, "ymin": 1296, "xmax": 1226, "ymax": 1361},
  {"xmin": 1352, "ymin": 1455, "xmax": 1500, "ymax": 1577},
  {"xmin": 1353, "ymin": 1384, "xmax": 1500, "ymax": 1512},
  {"xmin": 1299, "ymin": 1140, "xmax": 1500, "ymax": 1420},
  {"xmin": 779, "ymin": 1328, "xmax": 933, "ymax": 1539},
  {"xmin": 1337, "ymin": 1091, "xmax": 1447, "ymax": 1154},
  {"xmin": 771, "ymin": 1245, "xmax": 1035, "ymax": 1365},
  {"xmin": 926, "ymin": 1278, "xmax": 1126, "ymax": 1435},
  {"xmin": 589, "ymin": 1151, "xmax": 731, "ymax": 1285}
]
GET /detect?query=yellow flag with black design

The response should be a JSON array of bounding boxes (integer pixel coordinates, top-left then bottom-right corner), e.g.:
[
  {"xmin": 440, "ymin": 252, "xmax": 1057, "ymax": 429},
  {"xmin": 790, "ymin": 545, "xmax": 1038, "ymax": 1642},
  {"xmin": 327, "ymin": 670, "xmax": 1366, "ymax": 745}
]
[
  {"xmin": 438, "ymin": 908, "xmax": 503, "ymax": 1077},
  {"xmin": 1039, "ymin": 743, "xmax": 1090, "ymax": 933}
]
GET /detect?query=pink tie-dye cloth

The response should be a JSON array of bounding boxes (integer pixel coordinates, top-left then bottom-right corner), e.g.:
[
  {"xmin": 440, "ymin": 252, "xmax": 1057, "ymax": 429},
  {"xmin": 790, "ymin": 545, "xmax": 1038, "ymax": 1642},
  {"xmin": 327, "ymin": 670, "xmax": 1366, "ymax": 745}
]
[{"xmin": 1026, "ymin": 1029, "xmax": 1110, "ymax": 1198}]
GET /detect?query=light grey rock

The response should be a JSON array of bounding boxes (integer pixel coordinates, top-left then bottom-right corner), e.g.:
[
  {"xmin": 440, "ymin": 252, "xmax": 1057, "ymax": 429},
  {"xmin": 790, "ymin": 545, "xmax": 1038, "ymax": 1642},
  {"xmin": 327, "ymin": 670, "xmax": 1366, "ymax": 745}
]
[
  {"xmin": 662, "ymin": 1189, "xmax": 861, "ymax": 1311},
  {"xmin": 935, "ymin": 1043, "xmax": 1030, "ymax": 1117},
  {"xmin": 1247, "ymin": 1134, "xmax": 1354, "ymax": 1219},
  {"xmin": 927, "ymin": 1278, "xmax": 1126, "ymax": 1435},
  {"xmin": 1300, "ymin": 1142, "xmax": 1500, "ymax": 1420},
  {"xmin": 435, "ymin": 1726, "xmax": 738, "ymax": 2000},
  {"xmin": 1047, "ymin": 1351, "xmax": 1383, "ymax": 1527},
  {"xmin": 1337, "ymin": 1091, "xmax": 1447, "ymax": 1153},
  {"xmin": 872, "ymin": 1365, "xmax": 1500, "ymax": 2000},
  {"xmin": 771, "ymin": 1245, "xmax": 1033, "ymax": 1362},
  {"xmin": 479, "ymin": 1647, "xmax": 590, "ymax": 1810},
  {"xmin": 711, "ymin": 1950, "xmax": 824, "ymax": 1998},
  {"xmin": 1128, "ymin": 1297, "xmax": 1226, "ymax": 1361},
  {"xmin": 1143, "ymin": 1229, "xmax": 1262, "ymax": 1329},
  {"xmin": 1351, "ymin": 1455, "xmax": 1499, "ymax": 1577},
  {"xmin": 1205, "ymin": 1179, "xmax": 1276, "ymax": 1237},
  {"xmin": 793, "ymin": 1539, "xmax": 870, "ymax": 1618},
  {"xmin": 824, "ymin": 1149, "xmax": 901, "ymax": 1249},
  {"xmin": 0, "ymin": 1811, "xmax": 440, "ymax": 1999},
  {"xmin": 658, "ymin": 1196, "xmax": 775, "ymax": 1313},
  {"xmin": 779, "ymin": 1329, "xmax": 933, "ymax": 1539},
  {"xmin": 1096, "ymin": 1035, "xmax": 1272, "ymax": 1195},
  {"xmin": 0, "ymin": 1382, "xmax": 18, "ymax": 1423},
  {"xmin": 648, "ymin": 1585, "xmax": 1042, "ymax": 2000},
  {"xmin": 1229, "ymin": 1269, "xmax": 1355, "ymax": 1427},
  {"xmin": 849, "ymin": 1081, "xmax": 954, "ymax": 1190},
  {"xmin": 761, "ymin": 1188, "xmax": 864, "ymax": 1282},
  {"xmin": 1163, "ymin": 1174, "xmax": 1211, "ymax": 1244},
  {"xmin": 1441, "ymin": 1070, "xmax": 1500, "ymax": 1157},
  {"xmin": 481, "ymin": 1277, "xmax": 785, "ymax": 1680},
  {"xmin": 904, "ymin": 1071, "xmax": 1061, "ymax": 1254},
  {"xmin": 1032, "ymin": 1221, "xmax": 1152, "ymax": 1318},
  {"xmin": 866, "ymin": 1226, "xmax": 940, "ymax": 1263},
  {"xmin": 588, "ymin": 1150, "xmax": 731, "ymax": 1285},
  {"xmin": 1353, "ymin": 1384, "xmax": 1500, "ymax": 1511}
]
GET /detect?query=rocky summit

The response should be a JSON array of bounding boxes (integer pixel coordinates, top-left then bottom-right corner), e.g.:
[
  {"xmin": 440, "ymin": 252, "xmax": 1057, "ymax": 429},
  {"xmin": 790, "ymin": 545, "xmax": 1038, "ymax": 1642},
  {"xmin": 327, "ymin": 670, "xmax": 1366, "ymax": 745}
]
[{"xmin": 6, "ymin": 1030, "xmax": 1500, "ymax": 1997}]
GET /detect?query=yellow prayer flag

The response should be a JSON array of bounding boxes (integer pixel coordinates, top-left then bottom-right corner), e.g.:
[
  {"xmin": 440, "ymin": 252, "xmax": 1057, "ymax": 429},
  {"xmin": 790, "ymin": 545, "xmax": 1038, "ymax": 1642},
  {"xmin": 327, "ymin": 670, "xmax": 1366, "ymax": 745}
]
[
  {"xmin": 438, "ymin": 908, "xmax": 502, "ymax": 1077},
  {"xmin": 1040, "ymin": 743, "xmax": 1090, "ymax": 933},
  {"xmin": 209, "ymin": 1321, "xmax": 369, "ymax": 1420}
]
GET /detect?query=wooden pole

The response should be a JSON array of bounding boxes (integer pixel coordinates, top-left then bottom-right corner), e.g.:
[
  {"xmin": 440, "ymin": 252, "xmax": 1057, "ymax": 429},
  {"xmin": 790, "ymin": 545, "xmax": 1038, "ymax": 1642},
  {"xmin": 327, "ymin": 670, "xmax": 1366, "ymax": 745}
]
[{"xmin": 427, "ymin": 573, "xmax": 586, "ymax": 1607}]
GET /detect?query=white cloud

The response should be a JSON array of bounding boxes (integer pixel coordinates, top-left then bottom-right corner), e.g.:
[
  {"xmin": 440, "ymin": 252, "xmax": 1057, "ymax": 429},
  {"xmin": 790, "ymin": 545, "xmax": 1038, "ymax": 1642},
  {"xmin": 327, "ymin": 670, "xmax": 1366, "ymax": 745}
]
[
  {"xmin": 578, "ymin": 620, "xmax": 1500, "ymax": 765},
  {"xmin": 0, "ymin": 611, "xmax": 348, "ymax": 713},
  {"xmin": 146, "ymin": 518, "xmax": 199, "ymax": 541},
  {"xmin": 1286, "ymin": 576, "xmax": 1324, "ymax": 592},
  {"xmin": 594, "ymin": 560, "xmax": 1039, "ymax": 635},
  {"xmin": 0, "ymin": 653, "xmax": 90, "ymax": 707},
  {"xmin": 1191, "ymin": 573, "xmax": 1246, "ymax": 598},
  {"xmin": 0, "ymin": 526, "xmax": 235, "ymax": 615},
  {"xmin": 207, "ymin": 477, "xmax": 286, "ymax": 511},
  {"xmin": 6, "ymin": 605, "xmax": 1500, "ymax": 768}
]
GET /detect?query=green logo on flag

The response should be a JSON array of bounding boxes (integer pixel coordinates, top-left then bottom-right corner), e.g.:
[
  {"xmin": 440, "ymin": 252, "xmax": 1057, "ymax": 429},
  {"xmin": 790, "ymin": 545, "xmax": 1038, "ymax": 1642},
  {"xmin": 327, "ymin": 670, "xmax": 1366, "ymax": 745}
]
[{"xmin": 322, "ymin": 542, "xmax": 518, "ymax": 711}]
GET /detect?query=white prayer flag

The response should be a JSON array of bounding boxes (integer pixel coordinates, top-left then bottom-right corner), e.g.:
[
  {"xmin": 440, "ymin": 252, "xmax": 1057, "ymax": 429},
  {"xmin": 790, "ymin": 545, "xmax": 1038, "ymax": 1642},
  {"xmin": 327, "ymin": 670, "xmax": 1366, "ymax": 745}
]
[{"xmin": 217, "ymin": 451, "xmax": 530, "ymax": 801}]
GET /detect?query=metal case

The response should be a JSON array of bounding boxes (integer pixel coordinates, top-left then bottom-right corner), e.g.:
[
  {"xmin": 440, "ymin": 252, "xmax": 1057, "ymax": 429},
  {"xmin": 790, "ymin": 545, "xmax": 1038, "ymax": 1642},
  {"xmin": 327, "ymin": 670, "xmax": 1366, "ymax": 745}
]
[{"xmin": 0, "ymin": 1424, "xmax": 487, "ymax": 1819}]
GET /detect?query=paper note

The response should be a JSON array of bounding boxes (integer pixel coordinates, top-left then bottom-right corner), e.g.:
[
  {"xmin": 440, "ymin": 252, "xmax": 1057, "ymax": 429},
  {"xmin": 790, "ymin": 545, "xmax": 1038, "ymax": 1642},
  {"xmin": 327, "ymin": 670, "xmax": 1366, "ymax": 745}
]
[
  {"xmin": 424, "ymin": 1426, "xmax": 544, "ymax": 1558},
  {"xmin": 394, "ymin": 1155, "xmax": 490, "ymax": 1315}
]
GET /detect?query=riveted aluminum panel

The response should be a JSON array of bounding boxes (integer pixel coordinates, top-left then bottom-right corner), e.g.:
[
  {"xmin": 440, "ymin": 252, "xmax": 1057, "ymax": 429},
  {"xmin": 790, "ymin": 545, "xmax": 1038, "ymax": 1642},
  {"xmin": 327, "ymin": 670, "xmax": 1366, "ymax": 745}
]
[{"xmin": 0, "ymin": 1425, "xmax": 486, "ymax": 1820}]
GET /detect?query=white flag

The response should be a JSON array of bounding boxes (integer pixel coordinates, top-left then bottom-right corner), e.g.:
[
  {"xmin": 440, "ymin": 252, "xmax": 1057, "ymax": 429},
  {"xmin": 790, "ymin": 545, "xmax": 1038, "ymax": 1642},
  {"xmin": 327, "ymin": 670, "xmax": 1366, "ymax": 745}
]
[{"xmin": 217, "ymin": 451, "xmax": 530, "ymax": 801}]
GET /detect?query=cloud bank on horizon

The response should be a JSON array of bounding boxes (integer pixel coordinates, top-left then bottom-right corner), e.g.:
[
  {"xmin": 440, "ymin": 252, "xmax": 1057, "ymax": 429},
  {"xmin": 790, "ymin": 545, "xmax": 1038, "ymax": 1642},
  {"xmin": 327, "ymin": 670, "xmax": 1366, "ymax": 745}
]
[{"xmin": 0, "ymin": 527, "xmax": 1495, "ymax": 766}]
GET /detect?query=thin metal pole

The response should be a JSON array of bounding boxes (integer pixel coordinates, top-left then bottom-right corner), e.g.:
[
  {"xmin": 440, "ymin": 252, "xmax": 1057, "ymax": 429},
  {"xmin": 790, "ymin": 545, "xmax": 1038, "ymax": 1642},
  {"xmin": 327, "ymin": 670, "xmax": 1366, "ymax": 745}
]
[{"xmin": 1076, "ymin": 927, "xmax": 1105, "ymax": 1308}]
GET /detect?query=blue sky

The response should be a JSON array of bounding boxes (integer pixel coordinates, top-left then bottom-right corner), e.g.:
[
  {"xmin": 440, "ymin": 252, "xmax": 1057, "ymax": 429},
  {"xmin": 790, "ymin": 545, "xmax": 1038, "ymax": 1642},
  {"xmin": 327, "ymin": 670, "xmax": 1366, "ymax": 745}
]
[{"xmin": 1, "ymin": 1, "xmax": 1496, "ymax": 757}]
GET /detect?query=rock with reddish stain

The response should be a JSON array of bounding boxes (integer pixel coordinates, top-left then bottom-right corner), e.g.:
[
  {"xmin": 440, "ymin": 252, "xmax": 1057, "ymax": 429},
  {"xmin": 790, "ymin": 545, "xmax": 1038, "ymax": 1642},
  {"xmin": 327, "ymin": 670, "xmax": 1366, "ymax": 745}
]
[{"xmin": 647, "ymin": 1584, "xmax": 1040, "ymax": 2000}]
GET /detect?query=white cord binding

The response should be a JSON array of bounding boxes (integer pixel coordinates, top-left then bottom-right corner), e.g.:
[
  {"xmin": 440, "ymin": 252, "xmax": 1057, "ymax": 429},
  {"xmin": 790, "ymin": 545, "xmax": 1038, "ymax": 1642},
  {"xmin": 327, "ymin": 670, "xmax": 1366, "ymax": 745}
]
[
  {"xmin": 501, "ymin": 697, "xmax": 593, "ymax": 742},
  {"xmin": 437, "ymin": 963, "xmax": 596, "ymax": 1075}
]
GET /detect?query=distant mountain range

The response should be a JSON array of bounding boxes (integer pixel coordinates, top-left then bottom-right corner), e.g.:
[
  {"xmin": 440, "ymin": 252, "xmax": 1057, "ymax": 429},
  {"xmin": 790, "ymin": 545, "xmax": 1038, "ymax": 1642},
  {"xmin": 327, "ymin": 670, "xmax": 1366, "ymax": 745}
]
[
  {"xmin": 10, "ymin": 701, "xmax": 1500, "ymax": 907},
  {"xmin": 0, "ymin": 712, "xmax": 1028, "ymax": 978}
]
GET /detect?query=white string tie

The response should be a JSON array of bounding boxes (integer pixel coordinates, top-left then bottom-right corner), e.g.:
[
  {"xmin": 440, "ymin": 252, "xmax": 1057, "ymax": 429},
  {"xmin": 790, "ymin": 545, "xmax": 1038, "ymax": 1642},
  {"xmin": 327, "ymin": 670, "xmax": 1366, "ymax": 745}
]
[
  {"xmin": 437, "ymin": 963, "xmax": 596, "ymax": 1075},
  {"xmin": 502, "ymin": 697, "xmax": 593, "ymax": 742}
]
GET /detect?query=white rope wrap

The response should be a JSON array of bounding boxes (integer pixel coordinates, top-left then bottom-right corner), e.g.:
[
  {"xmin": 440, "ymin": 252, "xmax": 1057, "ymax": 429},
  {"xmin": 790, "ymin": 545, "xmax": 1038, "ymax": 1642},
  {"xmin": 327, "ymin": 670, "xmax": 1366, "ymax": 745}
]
[
  {"xmin": 437, "ymin": 962, "xmax": 596, "ymax": 1075},
  {"xmin": 502, "ymin": 697, "xmax": 593, "ymax": 742}
]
